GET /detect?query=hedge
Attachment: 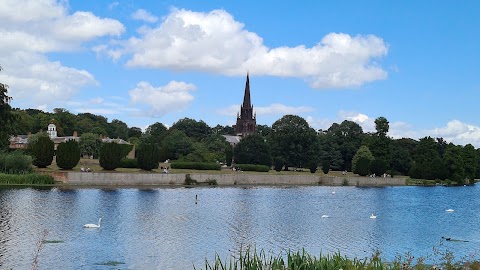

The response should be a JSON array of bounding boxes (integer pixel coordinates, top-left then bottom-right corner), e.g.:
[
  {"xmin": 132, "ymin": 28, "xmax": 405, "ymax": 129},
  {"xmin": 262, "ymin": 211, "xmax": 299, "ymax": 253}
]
[
  {"xmin": 171, "ymin": 162, "xmax": 221, "ymax": 170},
  {"xmin": 233, "ymin": 164, "xmax": 270, "ymax": 172},
  {"xmin": 120, "ymin": 158, "xmax": 138, "ymax": 168},
  {"xmin": 0, "ymin": 151, "xmax": 33, "ymax": 174}
]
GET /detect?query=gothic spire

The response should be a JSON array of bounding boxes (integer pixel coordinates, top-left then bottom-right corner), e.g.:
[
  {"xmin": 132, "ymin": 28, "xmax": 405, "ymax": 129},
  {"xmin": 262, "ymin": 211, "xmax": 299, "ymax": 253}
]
[{"xmin": 242, "ymin": 73, "xmax": 251, "ymax": 108}]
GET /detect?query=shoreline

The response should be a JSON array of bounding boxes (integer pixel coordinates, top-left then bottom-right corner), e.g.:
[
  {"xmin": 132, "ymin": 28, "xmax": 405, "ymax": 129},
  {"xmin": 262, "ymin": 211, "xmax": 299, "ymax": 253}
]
[{"xmin": 43, "ymin": 171, "xmax": 408, "ymax": 187}]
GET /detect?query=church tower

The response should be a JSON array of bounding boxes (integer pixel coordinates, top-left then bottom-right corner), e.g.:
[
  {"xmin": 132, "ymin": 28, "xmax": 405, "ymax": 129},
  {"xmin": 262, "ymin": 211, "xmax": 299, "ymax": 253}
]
[{"xmin": 235, "ymin": 73, "xmax": 256, "ymax": 136}]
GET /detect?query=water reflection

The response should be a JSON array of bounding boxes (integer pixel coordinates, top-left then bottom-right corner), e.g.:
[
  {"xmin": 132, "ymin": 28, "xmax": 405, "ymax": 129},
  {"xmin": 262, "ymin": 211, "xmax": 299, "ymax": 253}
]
[{"xmin": 0, "ymin": 185, "xmax": 479, "ymax": 269}]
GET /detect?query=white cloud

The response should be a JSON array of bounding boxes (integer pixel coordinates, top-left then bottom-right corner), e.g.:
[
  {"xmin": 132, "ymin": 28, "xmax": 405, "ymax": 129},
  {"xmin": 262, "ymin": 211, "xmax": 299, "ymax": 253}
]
[
  {"xmin": 0, "ymin": 0, "xmax": 124, "ymax": 108},
  {"xmin": 129, "ymin": 81, "xmax": 196, "ymax": 117},
  {"xmin": 103, "ymin": 8, "xmax": 387, "ymax": 89},
  {"xmin": 108, "ymin": 2, "xmax": 119, "ymax": 10},
  {"xmin": 429, "ymin": 120, "xmax": 480, "ymax": 147},
  {"xmin": 132, "ymin": 9, "xmax": 158, "ymax": 23}
]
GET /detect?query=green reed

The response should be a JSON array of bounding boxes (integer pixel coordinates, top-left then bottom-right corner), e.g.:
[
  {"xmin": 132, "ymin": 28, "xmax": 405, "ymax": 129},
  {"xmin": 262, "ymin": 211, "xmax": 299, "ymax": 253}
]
[{"xmin": 0, "ymin": 173, "xmax": 54, "ymax": 185}]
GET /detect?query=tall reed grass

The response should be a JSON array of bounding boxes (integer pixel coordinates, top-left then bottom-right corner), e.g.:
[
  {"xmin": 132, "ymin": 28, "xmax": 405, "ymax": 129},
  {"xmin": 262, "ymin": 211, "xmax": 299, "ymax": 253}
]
[
  {"xmin": 0, "ymin": 151, "xmax": 33, "ymax": 174},
  {"xmin": 0, "ymin": 173, "xmax": 54, "ymax": 185},
  {"xmin": 196, "ymin": 247, "xmax": 480, "ymax": 270}
]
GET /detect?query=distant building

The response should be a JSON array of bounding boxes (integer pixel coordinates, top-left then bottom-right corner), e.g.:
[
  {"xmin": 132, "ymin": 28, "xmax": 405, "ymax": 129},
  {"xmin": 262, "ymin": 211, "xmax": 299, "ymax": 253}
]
[{"xmin": 234, "ymin": 73, "xmax": 256, "ymax": 137}]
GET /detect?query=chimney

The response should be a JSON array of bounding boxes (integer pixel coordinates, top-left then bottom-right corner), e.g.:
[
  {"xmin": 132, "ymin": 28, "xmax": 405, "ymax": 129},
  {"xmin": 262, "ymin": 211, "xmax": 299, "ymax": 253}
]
[{"xmin": 73, "ymin": 131, "xmax": 78, "ymax": 137}]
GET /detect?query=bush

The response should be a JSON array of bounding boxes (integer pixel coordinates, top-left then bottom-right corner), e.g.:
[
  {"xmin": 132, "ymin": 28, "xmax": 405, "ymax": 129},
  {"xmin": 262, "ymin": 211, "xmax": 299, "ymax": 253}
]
[
  {"xmin": 225, "ymin": 146, "xmax": 233, "ymax": 166},
  {"xmin": 99, "ymin": 142, "xmax": 127, "ymax": 170},
  {"xmin": 56, "ymin": 140, "xmax": 80, "ymax": 170},
  {"xmin": 29, "ymin": 136, "xmax": 54, "ymax": 168},
  {"xmin": 370, "ymin": 159, "xmax": 388, "ymax": 177},
  {"xmin": 308, "ymin": 161, "xmax": 318, "ymax": 174},
  {"xmin": 0, "ymin": 173, "xmax": 54, "ymax": 185},
  {"xmin": 354, "ymin": 157, "xmax": 371, "ymax": 176},
  {"xmin": 234, "ymin": 164, "xmax": 270, "ymax": 172},
  {"xmin": 171, "ymin": 162, "xmax": 221, "ymax": 170},
  {"xmin": 137, "ymin": 142, "xmax": 161, "ymax": 170},
  {"xmin": 0, "ymin": 151, "xmax": 33, "ymax": 174},
  {"xmin": 273, "ymin": 156, "xmax": 284, "ymax": 172},
  {"xmin": 322, "ymin": 160, "xmax": 330, "ymax": 174},
  {"xmin": 120, "ymin": 158, "xmax": 138, "ymax": 168}
]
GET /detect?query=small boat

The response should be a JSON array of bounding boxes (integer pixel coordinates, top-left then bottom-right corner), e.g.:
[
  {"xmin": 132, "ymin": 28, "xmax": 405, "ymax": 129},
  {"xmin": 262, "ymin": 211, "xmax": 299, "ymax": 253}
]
[{"xmin": 370, "ymin": 214, "xmax": 377, "ymax": 219}]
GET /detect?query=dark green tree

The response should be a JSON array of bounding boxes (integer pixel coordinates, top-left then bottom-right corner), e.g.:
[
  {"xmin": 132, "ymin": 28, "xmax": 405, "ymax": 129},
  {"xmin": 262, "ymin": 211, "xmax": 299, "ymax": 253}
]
[
  {"xmin": 374, "ymin": 116, "xmax": 389, "ymax": 136},
  {"xmin": 322, "ymin": 160, "xmax": 330, "ymax": 174},
  {"xmin": 53, "ymin": 108, "xmax": 76, "ymax": 136},
  {"xmin": 234, "ymin": 134, "xmax": 271, "ymax": 166},
  {"xmin": 256, "ymin": 124, "xmax": 272, "ymax": 138},
  {"xmin": 144, "ymin": 122, "xmax": 168, "ymax": 144},
  {"xmin": 462, "ymin": 144, "xmax": 477, "ymax": 183},
  {"xmin": 317, "ymin": 132, "xmax": 343, "ymax": 170},
  {"xmin": 170, "ymin": 118, "xmax": 211, "ymax": 141},
  {"xmin": 128, "ymin": 127, "xmax": 143, "ymax": 139},
  {"xmin": 202, "ymin": 134, "xmax": 229, "ymax": 163},
  {"xmin": 160, "ymin": 129, "xmax": 194, "ymax": 160},
  {"xmin": 389, "ymin": 144, "xmax": 412, "ymax": 175},
  {"xmin": 29, "ymin": 136, "xmax": 54, "ymax": 168},
  {"xmin": 180, "ymin": 142, "xmax": 215, "ymax": 163},
  {"xmin": 0, "ymin": 66, "xmax": 16, "ymax": 150},
  {"xmin": 269, "ymin": 115, "xmax": 318, "ymax": 169},
  {"xmin": 355, "ymin": 157, "xmax": 371, "ymax": 176},
  {"xmin": 352, "ymin": 145, "xmax": 374, "ymax": 173},
  {"xmin": 325, "ymin": 120, "xmax": 364, "ymax": 171},
  {"xmin": 136, "ymin": 143, "xmax": 160, "ymax": 171},
  {"xmin": 443, "ymin": 143, "xmax": 465, "ymax": 183},
  {"xmin": 413, "ymin": 137, "xmax": 442, "ymax": 180},
  {"xmin": 56, "ymin": 139, "xmax": 80, "ymax": 170},
  {"xmin": 225, "ymin": 145, "xmax": 233, "ymax": 166},
  {"xmin": 99, "ymin": 142, "xmax": 126, "ymax": 170},
  {"xmin": 108, "ymin": 119, "xmax": 129, "ymax": 140},
  {"xmin": 370, "ymin": 159, "xmax": 388, "ymax": 177}
]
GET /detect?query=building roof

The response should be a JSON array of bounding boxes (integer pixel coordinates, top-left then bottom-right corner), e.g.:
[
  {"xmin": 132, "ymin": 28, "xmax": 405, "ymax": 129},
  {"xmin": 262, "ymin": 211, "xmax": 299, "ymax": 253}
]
[{"xmin": 223, "ymin": 135, "xmax": 241, "ymax": 145}]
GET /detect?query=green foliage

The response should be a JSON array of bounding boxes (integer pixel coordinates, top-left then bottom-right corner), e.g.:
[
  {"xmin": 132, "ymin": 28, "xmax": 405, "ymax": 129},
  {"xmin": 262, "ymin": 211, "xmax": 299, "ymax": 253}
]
[
  {"xmin": 120, "ymin": 157, "xmax": 138, "ymax": 168},
  {"xmin": 170, "ymin": 117, "xmax": 211, "ymax": 141},
  {"xmin": 0, "ymin": 173, "xmax": 54, "ymax": 185},
  {"xmin": 161, "ymin": 129, "xmax": 194, "ymax": 160},
  {"xmin": 0, "ymin": 66, "xmax": 16, "ymax": 150},
  {"xmin": 143, "ymin": 122, "xmax": 168, "ymax": 144},
  {"xmin": 389, "ymin": 144, "xmax": 412, "ymax": 175},
  {"xmin": 234, "ymin": 164, "xmax": 270, "ymax": 172},
  {"xmin": 79, "ymin": 133, "xmax": 102, "ymax": 158},
  {"xmin": 0, "ymin": 151, "xmax": 33, "ymax": 174},
  {"xmin": 352, "ymin": 145, "xmax": 374, "ymax": 173},
  {"xmin": 374, "ymin": 116, "xmax": 389, "ymax": 136},
  {"xmin": 108, "ymin": 119, "xmax": 129, "ymax": 140},
  {"xmin": 443, "ymin": 144, "xmax": 465, "ymax": 183},
  {"xmin": 225, "ymin": 146, "xmax": 233, "ymax": 166},
  {"xmin": 324, "ymin": 120, "xmax": 364, "ymax": 171},
  {"xmin": 29, "ymin": 136, "xmax": 54, "ymax": 168},
  {"xmin": 322, "ymin": 160, "xmax": 330, "ymax": 174},
  {"xmin": 202, "ymin": 134, "xmax": 229, "ymax": 163},
  {"xmin": 179, "ymin": 142, "xmax": 216, "ymax": 163},
  {"xmin": 308, "ymin": 160, "xmax": 318, "ymax": 173},
  {"xmin": 136, "ymin": 142, "xmax": 161, "ymax": 171},
  {"xmin": 56, "ymin": 139, "xmax": 80, "ymax": 170},
  {"xmin": 412, "ymin": 136, "xmax": 443, "ymax": 180},
  {"xmin": 355, "ymin": 156, "xmax": 371, "ymax": 176},
  {"xmin": 273, "ymin": 156, "xmax": 284, "ymax": 172},
  {"xmin": 462, "ymin": 144, "xmax": 477, "ymax": 181},
  {"xmin": 99, "ymin": 142, "xmax": 127, "ymax": 170},
  {"xmin": 370, "ymin": 159, "xmax": 388, "ymax": 176},
  {"xmin": 171, "ymin": 162, "xmax": 221, "ymax": 170},
  {"xmin": 269, "ymin": 115, "xmax": 319, "ymax": 169},
  {"xmin": 234, "ymin": 134, "xmax": 271, "ymax": 166}
]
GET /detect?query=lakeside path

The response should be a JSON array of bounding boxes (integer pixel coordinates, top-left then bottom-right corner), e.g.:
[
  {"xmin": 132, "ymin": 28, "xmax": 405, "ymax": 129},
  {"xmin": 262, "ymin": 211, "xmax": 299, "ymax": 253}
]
[{"xmin": 48, "ymin": 171, "xmax": 407, "ymax": 187}]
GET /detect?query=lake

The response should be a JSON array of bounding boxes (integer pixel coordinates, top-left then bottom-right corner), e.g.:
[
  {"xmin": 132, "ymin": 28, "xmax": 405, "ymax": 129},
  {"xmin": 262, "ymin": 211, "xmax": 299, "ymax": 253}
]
[{"xmin": 0, "ymin": 184, "xmax": 479, "ymax": 269}]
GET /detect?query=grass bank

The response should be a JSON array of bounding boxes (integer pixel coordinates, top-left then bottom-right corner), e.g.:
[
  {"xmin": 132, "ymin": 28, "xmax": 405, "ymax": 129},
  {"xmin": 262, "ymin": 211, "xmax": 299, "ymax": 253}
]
[{"xmin": 0, "ymin": 173, "xmax": 55, "ymax": 186}]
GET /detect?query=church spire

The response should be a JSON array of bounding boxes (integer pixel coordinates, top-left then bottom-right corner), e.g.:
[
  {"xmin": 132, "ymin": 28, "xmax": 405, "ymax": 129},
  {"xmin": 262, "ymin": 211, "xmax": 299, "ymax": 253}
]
[{"xmin": 242, "ymin": 73, "xmax": 251, "ymax": 108}]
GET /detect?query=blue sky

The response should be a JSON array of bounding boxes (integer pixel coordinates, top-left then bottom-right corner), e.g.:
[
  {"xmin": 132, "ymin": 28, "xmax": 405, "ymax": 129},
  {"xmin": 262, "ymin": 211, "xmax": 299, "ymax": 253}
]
[{"xmin": 1, "ymin": 1, "xmax": 479, "ymax": 146}]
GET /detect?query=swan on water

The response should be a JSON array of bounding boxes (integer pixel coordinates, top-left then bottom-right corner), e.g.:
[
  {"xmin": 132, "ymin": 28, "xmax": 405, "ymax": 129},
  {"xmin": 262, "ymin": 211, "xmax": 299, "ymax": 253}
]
[
  {"xmin": 370, "ymin": 214, "xmax": 377, "ymax": 219},
  {"xmin": 446, "ymin": 209, "xmax": 455, "ymax": 212},
  {"xmin": 332, "ymin": 191, "xmax": 336, "ymax": 194},
  {"xmin": 321, "ymin": 215, "xmax": 329, "ymax": 218},
  {"xmin": 84, "ymin": 218, "xmax": 102, "ymax": 228}
]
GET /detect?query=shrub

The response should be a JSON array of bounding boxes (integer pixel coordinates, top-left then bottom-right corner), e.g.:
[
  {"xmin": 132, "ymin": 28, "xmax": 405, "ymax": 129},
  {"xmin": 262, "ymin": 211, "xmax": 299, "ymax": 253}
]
[
  {"xmin": 308, "ymin": 161, "xmax": 318, "ymax": 174},
  {"xmin": 29, "ymin": 136, "xmax": 54, "ymax": 168},
  {"xmin": 56, "ymin": 140, "xmax": 80, "ymax": 170},
  {"xmin": 137, "ymin": 143, "xmax": 161, "ymax": 170},
  {"xmin": 273, "ymin": 156, "xmax": 284, "ymax": 172},
  {"xmin": 321, "ymin": 160, "xmax": 330, "ymax": 175},
  {"xmin": 354, "ymin": 156, "xmax": 371, "ymax": 176},
  {"xmin": 225, "ymin": 146, "xmax": 233, "ymax": 166},
  {"xmin": 370, "ymin": 159, "xmax": 388, "ymax": 177},
  {"xmin": 99, "ymin": 142, "xmax": 126, "ymax": 170},
  {"xmin": 171, "ymin": 162, "xmax": 221, "ymax": 170},
  {"xmin": 184, "ymin": 174, "xmax": 198, "ymax": 185},
  {"xmin": 234, "ymin": 164, "xmax": 270, "ymax": 172},
  {"xmin": 120, "ymin": 158, "xmax": 138, "ymax": 168},
  {"xmin": 0, "ymin": 151, "xmax": 33, "ymax": 174}
]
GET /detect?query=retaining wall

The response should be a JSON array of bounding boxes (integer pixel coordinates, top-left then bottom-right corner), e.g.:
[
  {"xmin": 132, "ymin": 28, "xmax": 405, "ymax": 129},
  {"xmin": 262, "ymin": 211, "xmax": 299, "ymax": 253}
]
[{"xmin": 61, "ymin": 172, "xmax": 406, "ymax": 186}]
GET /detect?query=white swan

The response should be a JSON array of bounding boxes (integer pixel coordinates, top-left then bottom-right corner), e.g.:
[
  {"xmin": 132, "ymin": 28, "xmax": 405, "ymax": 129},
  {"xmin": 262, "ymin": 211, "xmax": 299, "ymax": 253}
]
[
  {"xmin": 84, "ymin": 218, "xmax": 102, "ymax": 228},
  {"xmin": 370, "ymin": 214, "xmax": 377, "ymax": 219},
  {"xmin": 446, "ymin": 209, "xmax": 455, "ymax": 212},
  {"xmin": 331, "ymin": 191, "xmax": 336, "ymax": 194},
  {"xmin": 321, "ymin": 215, "xmax": 329, "ymax": 218}
]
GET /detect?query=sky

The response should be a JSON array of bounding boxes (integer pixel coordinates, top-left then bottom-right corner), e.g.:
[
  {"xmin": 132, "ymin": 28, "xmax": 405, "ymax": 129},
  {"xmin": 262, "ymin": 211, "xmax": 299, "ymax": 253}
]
[{"xmin": 1, "ymin": 0, "xmax": 479, "ymax": 146}]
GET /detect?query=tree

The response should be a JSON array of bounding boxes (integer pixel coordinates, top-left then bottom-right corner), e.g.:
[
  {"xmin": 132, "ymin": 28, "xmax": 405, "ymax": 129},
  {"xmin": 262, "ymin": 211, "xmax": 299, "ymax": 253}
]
[
  {"xmin": 108, "ymin": 119, "xmax": 129, "ymax": 140},
  {"xmin": 370, "ymin": 159, "xmax": 388, "ymax": 176},
  {"xmin": 355, "ymin": 157, "xmax": 371, "ymax": 176},
  {"xmin": 29, "ymin": 136, "xmax": 54, "ymax": 168},
  {"xmin": 179, "ymin": 142, "xmax": 215, "ymax": 163},
  {"xmin": 202, "ymin": 134, "xmax": 229, "ymax": 163},
  {"xmin": 53, "ymin": 108, "xmax": 76, "ymax": 136},
  {"xmin": 322, "ymin": 160, "xmax": 330, "ymax": 174},
  {"xmin": 269, "ymin": 115, "xmax": 319, "ymax": 169},
  {"xmin": 128, "ymin": 127, "xmax": 143, "ymax": 139},
  {"xmin": 144, "ymin": 122, "xmax": 168, "ymax": 143},
  {"xmin": 389, "ymin": 144, "xmax": 412, "ymax": 175},
  {"xmin": 325, "ymin": 120, "xmax": 364, "ymax": 171},
  {"xmin": 256, "ymin": 124, "xmax": 272, "ymax": 138},
  {"xmin": 0, "ymin": 65, "xmax": 16, "ymax": 150},
  {"xmin": 99, "ymin": 142, "xmax": 126, "ymax": 170},
  {"xmin": 136, "ymin": 143, "xmax": 160, "ymax": 171},
  {"xmin": 234, "ymin": 134, "xmax": 271, "ymax": 166},
  {"xmin": 56, "ymin": 140, "xmax": 80, "ymax": 170},
  {"xmin": 374, "ymin": 116, "xmax": 389, "ymax": 136},
  {"xmin": 317, "ymin": 132, "xmax": 343, "ymax": 171},
  {"xmin": 443, "ymin": 144, "xmax": 465, "ymax": 183},
  {"xmin": 462, "ymin": 144, "xmax": 477, "ymax": 183},
  {"xmin": 160, "ymin": 129, "xmax": 194, "ymax": 160},
  {"xmin": 79, "ymin": 133, "xmax": 102, "ymax": 158},
  {"xmin": 412, "ymin": 137, "xmax": 442, "ymax": 180},
  {"xmin": 170, "ymin": 118, "xmax": 211, "ymax": 141},
  {"xmin": 352, "ymin": 145, "xmax": 374, "ymax": 174}
]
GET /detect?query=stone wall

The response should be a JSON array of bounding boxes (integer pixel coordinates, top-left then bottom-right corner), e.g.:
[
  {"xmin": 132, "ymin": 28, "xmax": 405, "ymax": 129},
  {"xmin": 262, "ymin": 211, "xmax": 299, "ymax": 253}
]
[{"xmin": 61, "ymin": 172, "xmax": 406, "ymax": 186}]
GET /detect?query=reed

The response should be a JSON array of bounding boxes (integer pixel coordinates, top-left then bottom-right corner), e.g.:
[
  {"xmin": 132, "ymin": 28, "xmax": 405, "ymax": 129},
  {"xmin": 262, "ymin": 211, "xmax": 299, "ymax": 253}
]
[{"xmin": 0, "ymin": 173, "xmax": 54, "ymax": 185}]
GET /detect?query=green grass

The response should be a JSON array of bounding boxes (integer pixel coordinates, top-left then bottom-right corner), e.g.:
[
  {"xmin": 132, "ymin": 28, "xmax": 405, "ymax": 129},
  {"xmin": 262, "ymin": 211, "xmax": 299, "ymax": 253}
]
[{"xmin": 0, "ymin": 173, "xmax": 55, "ymax": 185}]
